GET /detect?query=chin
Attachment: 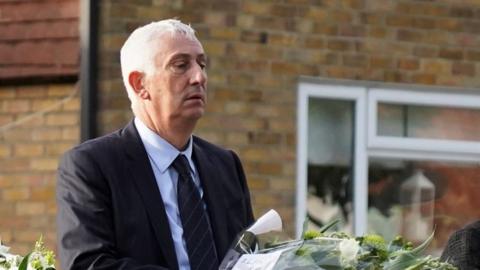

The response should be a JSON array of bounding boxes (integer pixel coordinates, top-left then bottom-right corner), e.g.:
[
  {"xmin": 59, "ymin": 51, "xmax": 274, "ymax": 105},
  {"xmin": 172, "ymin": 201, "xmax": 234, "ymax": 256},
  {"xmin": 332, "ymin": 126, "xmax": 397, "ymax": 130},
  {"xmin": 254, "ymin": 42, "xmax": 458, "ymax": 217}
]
[{"xmin": 185, "ymin": 110, "xmax": 205, "ymax": 120}]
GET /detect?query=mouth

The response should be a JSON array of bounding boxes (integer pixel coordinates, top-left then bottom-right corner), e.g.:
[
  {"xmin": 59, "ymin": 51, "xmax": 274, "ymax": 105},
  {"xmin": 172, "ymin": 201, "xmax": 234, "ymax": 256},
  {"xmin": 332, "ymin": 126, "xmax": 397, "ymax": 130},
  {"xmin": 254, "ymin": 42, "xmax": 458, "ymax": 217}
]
[{"xmin": 185, "ymin": 92, "xmax": 205, "ymax": 103}]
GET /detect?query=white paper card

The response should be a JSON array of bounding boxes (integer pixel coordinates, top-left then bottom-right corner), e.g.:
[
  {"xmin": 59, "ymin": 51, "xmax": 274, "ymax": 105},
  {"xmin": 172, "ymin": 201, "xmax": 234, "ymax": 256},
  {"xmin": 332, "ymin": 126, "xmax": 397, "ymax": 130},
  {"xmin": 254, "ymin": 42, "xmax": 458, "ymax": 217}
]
[
  {"xmin": 231, "ymin": 251, "xmax": 283, "ymax": 270},
  {"xmin": 246, "ymin": 209, "xmax": 282, "ymax": 235}
]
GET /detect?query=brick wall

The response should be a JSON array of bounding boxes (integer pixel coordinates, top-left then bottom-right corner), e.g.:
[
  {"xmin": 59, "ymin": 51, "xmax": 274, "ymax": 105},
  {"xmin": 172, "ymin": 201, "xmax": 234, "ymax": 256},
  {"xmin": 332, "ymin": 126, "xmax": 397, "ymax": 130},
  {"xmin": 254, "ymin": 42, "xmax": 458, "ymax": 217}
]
[
  {"xmin": 0, "ymin": 84, "xmax": 80, "ymax": 255},
  {"xmin": 97, "ymin": 0, "xmax": 480, "ymax": 235},
  {"xmin": 0, "ymin": 0, "xmax": 79, "ymax": 259}
]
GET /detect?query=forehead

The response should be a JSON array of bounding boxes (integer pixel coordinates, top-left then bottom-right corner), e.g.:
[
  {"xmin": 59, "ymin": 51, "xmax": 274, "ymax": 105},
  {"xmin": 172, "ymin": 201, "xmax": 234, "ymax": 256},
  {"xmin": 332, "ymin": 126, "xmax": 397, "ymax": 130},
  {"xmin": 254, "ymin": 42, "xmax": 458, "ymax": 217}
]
[{"xmin": 153, "ymin": 33, "xmax": 205, "ymax": 62}]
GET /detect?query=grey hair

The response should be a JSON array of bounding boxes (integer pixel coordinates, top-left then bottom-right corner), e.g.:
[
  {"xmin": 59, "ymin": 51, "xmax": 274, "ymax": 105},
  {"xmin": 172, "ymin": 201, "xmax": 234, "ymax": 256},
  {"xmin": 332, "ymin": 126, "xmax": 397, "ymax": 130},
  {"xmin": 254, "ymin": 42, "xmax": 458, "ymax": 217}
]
[{"xmin": 120, "ymin": 19, "xmax": 197, "ymax": 99}]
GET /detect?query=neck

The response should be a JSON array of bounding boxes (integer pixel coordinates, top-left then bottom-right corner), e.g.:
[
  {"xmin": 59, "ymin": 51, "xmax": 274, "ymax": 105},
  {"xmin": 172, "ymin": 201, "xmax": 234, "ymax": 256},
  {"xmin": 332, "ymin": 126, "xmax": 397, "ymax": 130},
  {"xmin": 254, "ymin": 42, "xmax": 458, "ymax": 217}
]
[{"xmin": 137, "ymin": 113, "xmax": 196, "ymax": 150}]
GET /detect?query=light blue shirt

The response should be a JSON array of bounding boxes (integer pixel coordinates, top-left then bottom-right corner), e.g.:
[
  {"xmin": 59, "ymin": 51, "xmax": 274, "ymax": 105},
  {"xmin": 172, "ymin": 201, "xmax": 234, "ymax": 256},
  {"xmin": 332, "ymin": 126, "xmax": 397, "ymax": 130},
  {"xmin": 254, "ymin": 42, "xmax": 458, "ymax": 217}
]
[{"xmin": 134, "ymin": 118, "xmax": 203, "ymax": 270}]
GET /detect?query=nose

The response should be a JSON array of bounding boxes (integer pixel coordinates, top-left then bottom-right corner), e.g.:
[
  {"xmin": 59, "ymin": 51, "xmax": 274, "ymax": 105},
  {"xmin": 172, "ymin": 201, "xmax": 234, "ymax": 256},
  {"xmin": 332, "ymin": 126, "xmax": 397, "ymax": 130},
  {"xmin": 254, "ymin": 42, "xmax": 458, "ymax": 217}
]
[{"xmin": 190, "ymin": 63, "xmax": 207, "ymax": 86}]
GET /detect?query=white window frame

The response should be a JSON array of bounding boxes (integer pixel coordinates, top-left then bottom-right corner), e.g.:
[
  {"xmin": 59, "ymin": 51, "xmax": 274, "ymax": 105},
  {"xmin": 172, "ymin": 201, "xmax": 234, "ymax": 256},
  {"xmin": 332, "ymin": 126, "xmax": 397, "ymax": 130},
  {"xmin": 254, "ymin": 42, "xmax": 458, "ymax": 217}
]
[
  {"xmin": 368, "ymin": 88, "xmax": 480, "ymax": 162},
  {"xmin": 296, "ymin": 79, "xmax": 480, "ymax": 237},
  {"xmin": 296, "ymin": 81, "xmax": 368, "ymax": 237}
]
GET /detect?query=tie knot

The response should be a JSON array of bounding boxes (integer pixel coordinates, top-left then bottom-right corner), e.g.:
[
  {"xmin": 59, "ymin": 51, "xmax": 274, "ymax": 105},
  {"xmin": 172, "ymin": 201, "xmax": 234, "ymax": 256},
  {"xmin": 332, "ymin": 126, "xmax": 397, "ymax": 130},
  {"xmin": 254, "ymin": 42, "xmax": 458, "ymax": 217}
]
[{"xmin": 172, "ymin": 154, "xmax": 191, "ymax": 177}]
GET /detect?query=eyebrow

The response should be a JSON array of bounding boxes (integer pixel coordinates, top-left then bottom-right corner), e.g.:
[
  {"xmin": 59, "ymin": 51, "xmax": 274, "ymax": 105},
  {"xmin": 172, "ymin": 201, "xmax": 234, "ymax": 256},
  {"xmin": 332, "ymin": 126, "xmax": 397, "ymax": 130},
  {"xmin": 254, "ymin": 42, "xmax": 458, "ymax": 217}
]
[
  {"xmin": 169, "ymin": 53, "xmax": 207, "ymax": 62},
  {"xmin": 163, "ymin": 53, "xmax": 207, "ymax": 70}
]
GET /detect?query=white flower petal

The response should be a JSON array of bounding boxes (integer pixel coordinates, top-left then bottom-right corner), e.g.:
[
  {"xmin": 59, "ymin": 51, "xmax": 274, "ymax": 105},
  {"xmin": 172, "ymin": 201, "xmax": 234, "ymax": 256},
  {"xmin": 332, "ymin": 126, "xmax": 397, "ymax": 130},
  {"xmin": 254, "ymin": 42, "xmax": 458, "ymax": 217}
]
[
  {"xmin": 0, "ymin": 244, "xmax": 10, "ymax": 254},
  {"xmin": 339, "ymin": 238, "xmax": 360, "ymax": 265}
]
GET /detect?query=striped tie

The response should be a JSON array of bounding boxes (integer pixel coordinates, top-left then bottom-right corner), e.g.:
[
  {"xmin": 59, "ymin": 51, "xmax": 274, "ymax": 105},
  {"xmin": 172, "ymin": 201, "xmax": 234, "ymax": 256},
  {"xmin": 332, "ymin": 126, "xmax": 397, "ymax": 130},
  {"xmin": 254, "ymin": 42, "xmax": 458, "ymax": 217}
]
[{"xmin": 171, "ymin": 154, "xmax": 219, "ymax": 270}]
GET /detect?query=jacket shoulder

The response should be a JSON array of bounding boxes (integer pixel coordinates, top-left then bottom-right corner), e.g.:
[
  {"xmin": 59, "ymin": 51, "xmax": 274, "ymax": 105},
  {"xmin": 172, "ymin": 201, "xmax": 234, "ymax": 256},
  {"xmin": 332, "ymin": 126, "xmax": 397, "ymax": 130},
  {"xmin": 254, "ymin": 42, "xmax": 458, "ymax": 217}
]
[
  {"xmin": 62, "ymin": 127, "xmax": 127, "ymax": 161},
  {"xmin": 192, "ymin": 135, "xmax": 235, "ymax": 157}
]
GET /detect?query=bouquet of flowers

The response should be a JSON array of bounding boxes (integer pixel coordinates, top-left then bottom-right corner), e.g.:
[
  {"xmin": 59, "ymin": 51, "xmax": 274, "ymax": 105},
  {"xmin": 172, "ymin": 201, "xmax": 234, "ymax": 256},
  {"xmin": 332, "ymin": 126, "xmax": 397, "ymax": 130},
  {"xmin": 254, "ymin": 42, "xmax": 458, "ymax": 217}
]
[
  {"xmin": 221, "ymin": 210, "xmax": 457, "ymax": 270},
  {"xmin": 0, "ymin": 237, "xmax": 55, "ymax": 270}
]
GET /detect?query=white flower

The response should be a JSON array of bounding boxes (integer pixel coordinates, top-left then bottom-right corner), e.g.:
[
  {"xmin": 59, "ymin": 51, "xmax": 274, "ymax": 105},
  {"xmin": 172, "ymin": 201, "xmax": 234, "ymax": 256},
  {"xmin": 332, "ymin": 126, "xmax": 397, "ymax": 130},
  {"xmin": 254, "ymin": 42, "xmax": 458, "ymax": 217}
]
[
  {"xmin": 338, "ymin": 238, "xmax": 359, "ymax": 266},
  {"xmin": 0, "ymin": 241, "xmax": 10, "ymax": 255},
  {"xmin": 0, "ymin": 236, "xmax": 55, "ymax": 270},
  {"xmin": 28, "ymin": 251, "xmax": 51, "ymax": 270},
  {"xmin": 0, "ymin": 253, "xmax": 21, "ymax": 270}
]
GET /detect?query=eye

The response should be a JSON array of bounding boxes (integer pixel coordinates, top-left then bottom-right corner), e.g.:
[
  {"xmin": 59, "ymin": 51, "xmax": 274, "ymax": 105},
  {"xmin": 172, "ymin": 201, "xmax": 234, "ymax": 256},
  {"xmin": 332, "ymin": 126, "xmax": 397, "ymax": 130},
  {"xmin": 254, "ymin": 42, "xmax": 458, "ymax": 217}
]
[
  {"xmin": 170, "ymin": 61, "xmax": 190, "ymax": 74},
  {"xmin": 175, "ymin": 62, "xmax": 188, "ymax": 68},
  {"xmin": 198, "ymin": 57, "xmax": 208, "ymax": 70}
]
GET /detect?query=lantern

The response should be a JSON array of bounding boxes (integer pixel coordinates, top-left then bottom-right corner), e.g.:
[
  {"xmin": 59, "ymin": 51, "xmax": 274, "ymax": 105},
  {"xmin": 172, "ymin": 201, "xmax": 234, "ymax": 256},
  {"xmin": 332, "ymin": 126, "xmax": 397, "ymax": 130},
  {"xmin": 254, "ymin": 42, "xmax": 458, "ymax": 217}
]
[{"xmin": 399, "ymin": 170, "xmax": 435, "ymax": 243}]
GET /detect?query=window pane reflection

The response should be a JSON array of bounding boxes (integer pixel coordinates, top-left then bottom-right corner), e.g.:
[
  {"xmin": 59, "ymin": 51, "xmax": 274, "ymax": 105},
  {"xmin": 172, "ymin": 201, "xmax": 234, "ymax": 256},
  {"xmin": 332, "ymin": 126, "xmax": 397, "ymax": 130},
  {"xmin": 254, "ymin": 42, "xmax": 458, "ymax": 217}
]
[
  {"xmin": 307, "ymin": 98, "xmax": 354, "ymax": 233},
  {"xmin": 378, "ymin": 103, "xmax": 480, "ymax": 141},
  {"xmin": 367, "ymin": 158, "xmax": 480, "ymax": 255}
]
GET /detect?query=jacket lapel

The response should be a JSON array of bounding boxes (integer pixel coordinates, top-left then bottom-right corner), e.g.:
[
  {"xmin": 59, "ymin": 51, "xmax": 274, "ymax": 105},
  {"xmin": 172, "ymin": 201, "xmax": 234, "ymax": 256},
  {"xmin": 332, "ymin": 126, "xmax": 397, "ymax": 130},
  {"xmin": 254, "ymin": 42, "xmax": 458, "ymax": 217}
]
[
  {"xmin": 192, "ymin": 140, "xmax": 230, "ymax": 258},
  {"xmin": 122, "ymin": 121, "xmax": 179, "ymax": 270}
]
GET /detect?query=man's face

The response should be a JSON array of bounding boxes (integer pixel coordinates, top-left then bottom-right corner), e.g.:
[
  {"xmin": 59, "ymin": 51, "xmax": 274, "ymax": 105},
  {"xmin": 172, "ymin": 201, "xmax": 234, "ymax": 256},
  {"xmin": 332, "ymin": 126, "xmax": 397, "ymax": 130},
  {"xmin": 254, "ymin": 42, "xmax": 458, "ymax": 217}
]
[{"xmin": 144, "ymin": 33, "xmax": 207, "ymax": 126}]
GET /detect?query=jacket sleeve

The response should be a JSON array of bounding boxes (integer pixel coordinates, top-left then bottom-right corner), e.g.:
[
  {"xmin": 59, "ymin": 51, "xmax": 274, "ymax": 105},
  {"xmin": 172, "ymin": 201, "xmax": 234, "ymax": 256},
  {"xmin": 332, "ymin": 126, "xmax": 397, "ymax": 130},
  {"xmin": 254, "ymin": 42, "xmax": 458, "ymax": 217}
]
[
  {"xmin": 56, "ymin": 148, "xmax": 171, "ymax": 270},
  {"xmin": 229, "ymin": 150, "xmax": 255, "ymax": 226}
]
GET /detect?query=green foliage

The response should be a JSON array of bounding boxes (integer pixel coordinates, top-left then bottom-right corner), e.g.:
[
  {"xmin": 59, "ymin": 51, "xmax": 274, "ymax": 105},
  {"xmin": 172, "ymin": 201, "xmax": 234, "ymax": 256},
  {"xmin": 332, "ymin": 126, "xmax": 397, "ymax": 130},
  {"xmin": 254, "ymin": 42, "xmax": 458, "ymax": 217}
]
[
  {"xmin": 388, "ymin": 235, "xmax": 413, "ymax": 253},
  {"xmin": 280, "ymin": 225, "xmax": 457, "ymax": 270},
  {"xmin": 358, "ymin": 234, "xmax": 388, "ymax": 262},
  {"xmin": 295, "ymin": 246, "xmax": 309, "ymax": 256},
  {"xmin": 303, "ymin": 230, "xmax": 323, "ymax": 240},
  {"xmin": 319, "ymin": 220, "xmax": 340, "ymax": 233},
  {"xmin": 329, "ymin": 231, "xmax": 351, "ymax": 240},
  {"xmin": 0, "ymin": 236, "xmax": 55, "ymax": 270},
  {"xmin": 18, "ymin": 253, "xmax": 31, "ymax": 270}
]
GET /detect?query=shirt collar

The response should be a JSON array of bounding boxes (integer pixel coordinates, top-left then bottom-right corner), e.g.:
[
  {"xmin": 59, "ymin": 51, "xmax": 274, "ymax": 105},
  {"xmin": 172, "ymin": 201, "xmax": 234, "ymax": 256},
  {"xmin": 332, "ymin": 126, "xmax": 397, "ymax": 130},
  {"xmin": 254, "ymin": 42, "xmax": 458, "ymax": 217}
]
[{"xmin": 134, "ymin": 117, "xmax": 195, "ymax": 174}]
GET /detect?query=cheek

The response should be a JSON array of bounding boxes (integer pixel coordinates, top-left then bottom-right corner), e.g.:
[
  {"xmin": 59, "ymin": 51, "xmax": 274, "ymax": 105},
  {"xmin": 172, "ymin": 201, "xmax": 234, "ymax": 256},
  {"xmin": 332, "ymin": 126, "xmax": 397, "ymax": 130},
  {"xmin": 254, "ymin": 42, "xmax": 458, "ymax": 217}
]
[{"xmin": 159, "ymin": 76, "xmax": 189, "ymax": 109}]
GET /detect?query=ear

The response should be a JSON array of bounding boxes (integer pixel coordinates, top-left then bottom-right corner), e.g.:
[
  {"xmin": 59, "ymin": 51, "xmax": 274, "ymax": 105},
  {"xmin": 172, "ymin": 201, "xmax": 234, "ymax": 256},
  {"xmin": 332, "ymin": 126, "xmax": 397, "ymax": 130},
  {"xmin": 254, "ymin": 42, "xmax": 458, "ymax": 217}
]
[{"xmin": 128, "ymin": 71, "xmax": 150, "ymax": 100}]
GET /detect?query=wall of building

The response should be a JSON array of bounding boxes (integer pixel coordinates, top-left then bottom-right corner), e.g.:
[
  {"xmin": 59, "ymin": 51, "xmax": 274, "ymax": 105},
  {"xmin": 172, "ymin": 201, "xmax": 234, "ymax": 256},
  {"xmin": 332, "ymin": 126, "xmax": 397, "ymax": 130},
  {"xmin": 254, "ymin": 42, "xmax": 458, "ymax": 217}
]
[
  {"xmin": 0, "ymin": 84, "xmax": 80, "ymax": 254},
  {"xmin": 97, "ymin": 0, "xmax": 480, "ymax": 236},
  {"xmin": 0, "ymin": 0, "xmax": 80, "ymax": 256},
  {"xmin": 0, "ymin": 0, "xmax": 79, "ymax": 80}
]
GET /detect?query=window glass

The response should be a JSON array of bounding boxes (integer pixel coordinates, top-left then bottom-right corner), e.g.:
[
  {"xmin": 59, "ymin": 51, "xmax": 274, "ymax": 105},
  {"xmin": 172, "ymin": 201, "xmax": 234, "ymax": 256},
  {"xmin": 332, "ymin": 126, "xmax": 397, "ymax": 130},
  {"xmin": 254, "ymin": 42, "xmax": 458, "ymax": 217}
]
[
  {"xmin": 367, "ymin": 158, "xmax": 480, "ymax": 255},
  {"xmin": 378, "ymin": 103, "xmax": 480, "ymax": 141},
  {"xmin": 307, "ymin": 98, "xmax": 354, "ymax": 233},
  {"xmin": 299, "ymin": 82, "xmax": 480, "ymax": 246}
]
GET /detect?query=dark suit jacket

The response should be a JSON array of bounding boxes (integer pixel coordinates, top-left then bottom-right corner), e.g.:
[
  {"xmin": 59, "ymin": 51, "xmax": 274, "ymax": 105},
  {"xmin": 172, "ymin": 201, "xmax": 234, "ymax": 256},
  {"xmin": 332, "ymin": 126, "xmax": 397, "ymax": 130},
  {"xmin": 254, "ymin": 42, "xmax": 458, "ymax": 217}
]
[
  {"xmin": 56, "ymin": 120, "xmax": 254, "ymax": 270},
  {"xmin": 441, "ymin": 220, "xmax": 480, "ymax": 270}
]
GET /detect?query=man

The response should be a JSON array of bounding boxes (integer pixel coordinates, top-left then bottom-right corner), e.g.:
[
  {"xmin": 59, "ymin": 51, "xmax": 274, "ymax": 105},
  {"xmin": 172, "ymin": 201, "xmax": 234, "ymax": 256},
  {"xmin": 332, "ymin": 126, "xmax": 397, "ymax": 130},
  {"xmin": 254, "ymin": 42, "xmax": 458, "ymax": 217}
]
[
  {"xmin": 441, "ymin": 220, "xmax": 480, "ymax": 269},
  {"xmin": 56, "ymin": 19, "xmax": 254, "ymax": 270}
]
